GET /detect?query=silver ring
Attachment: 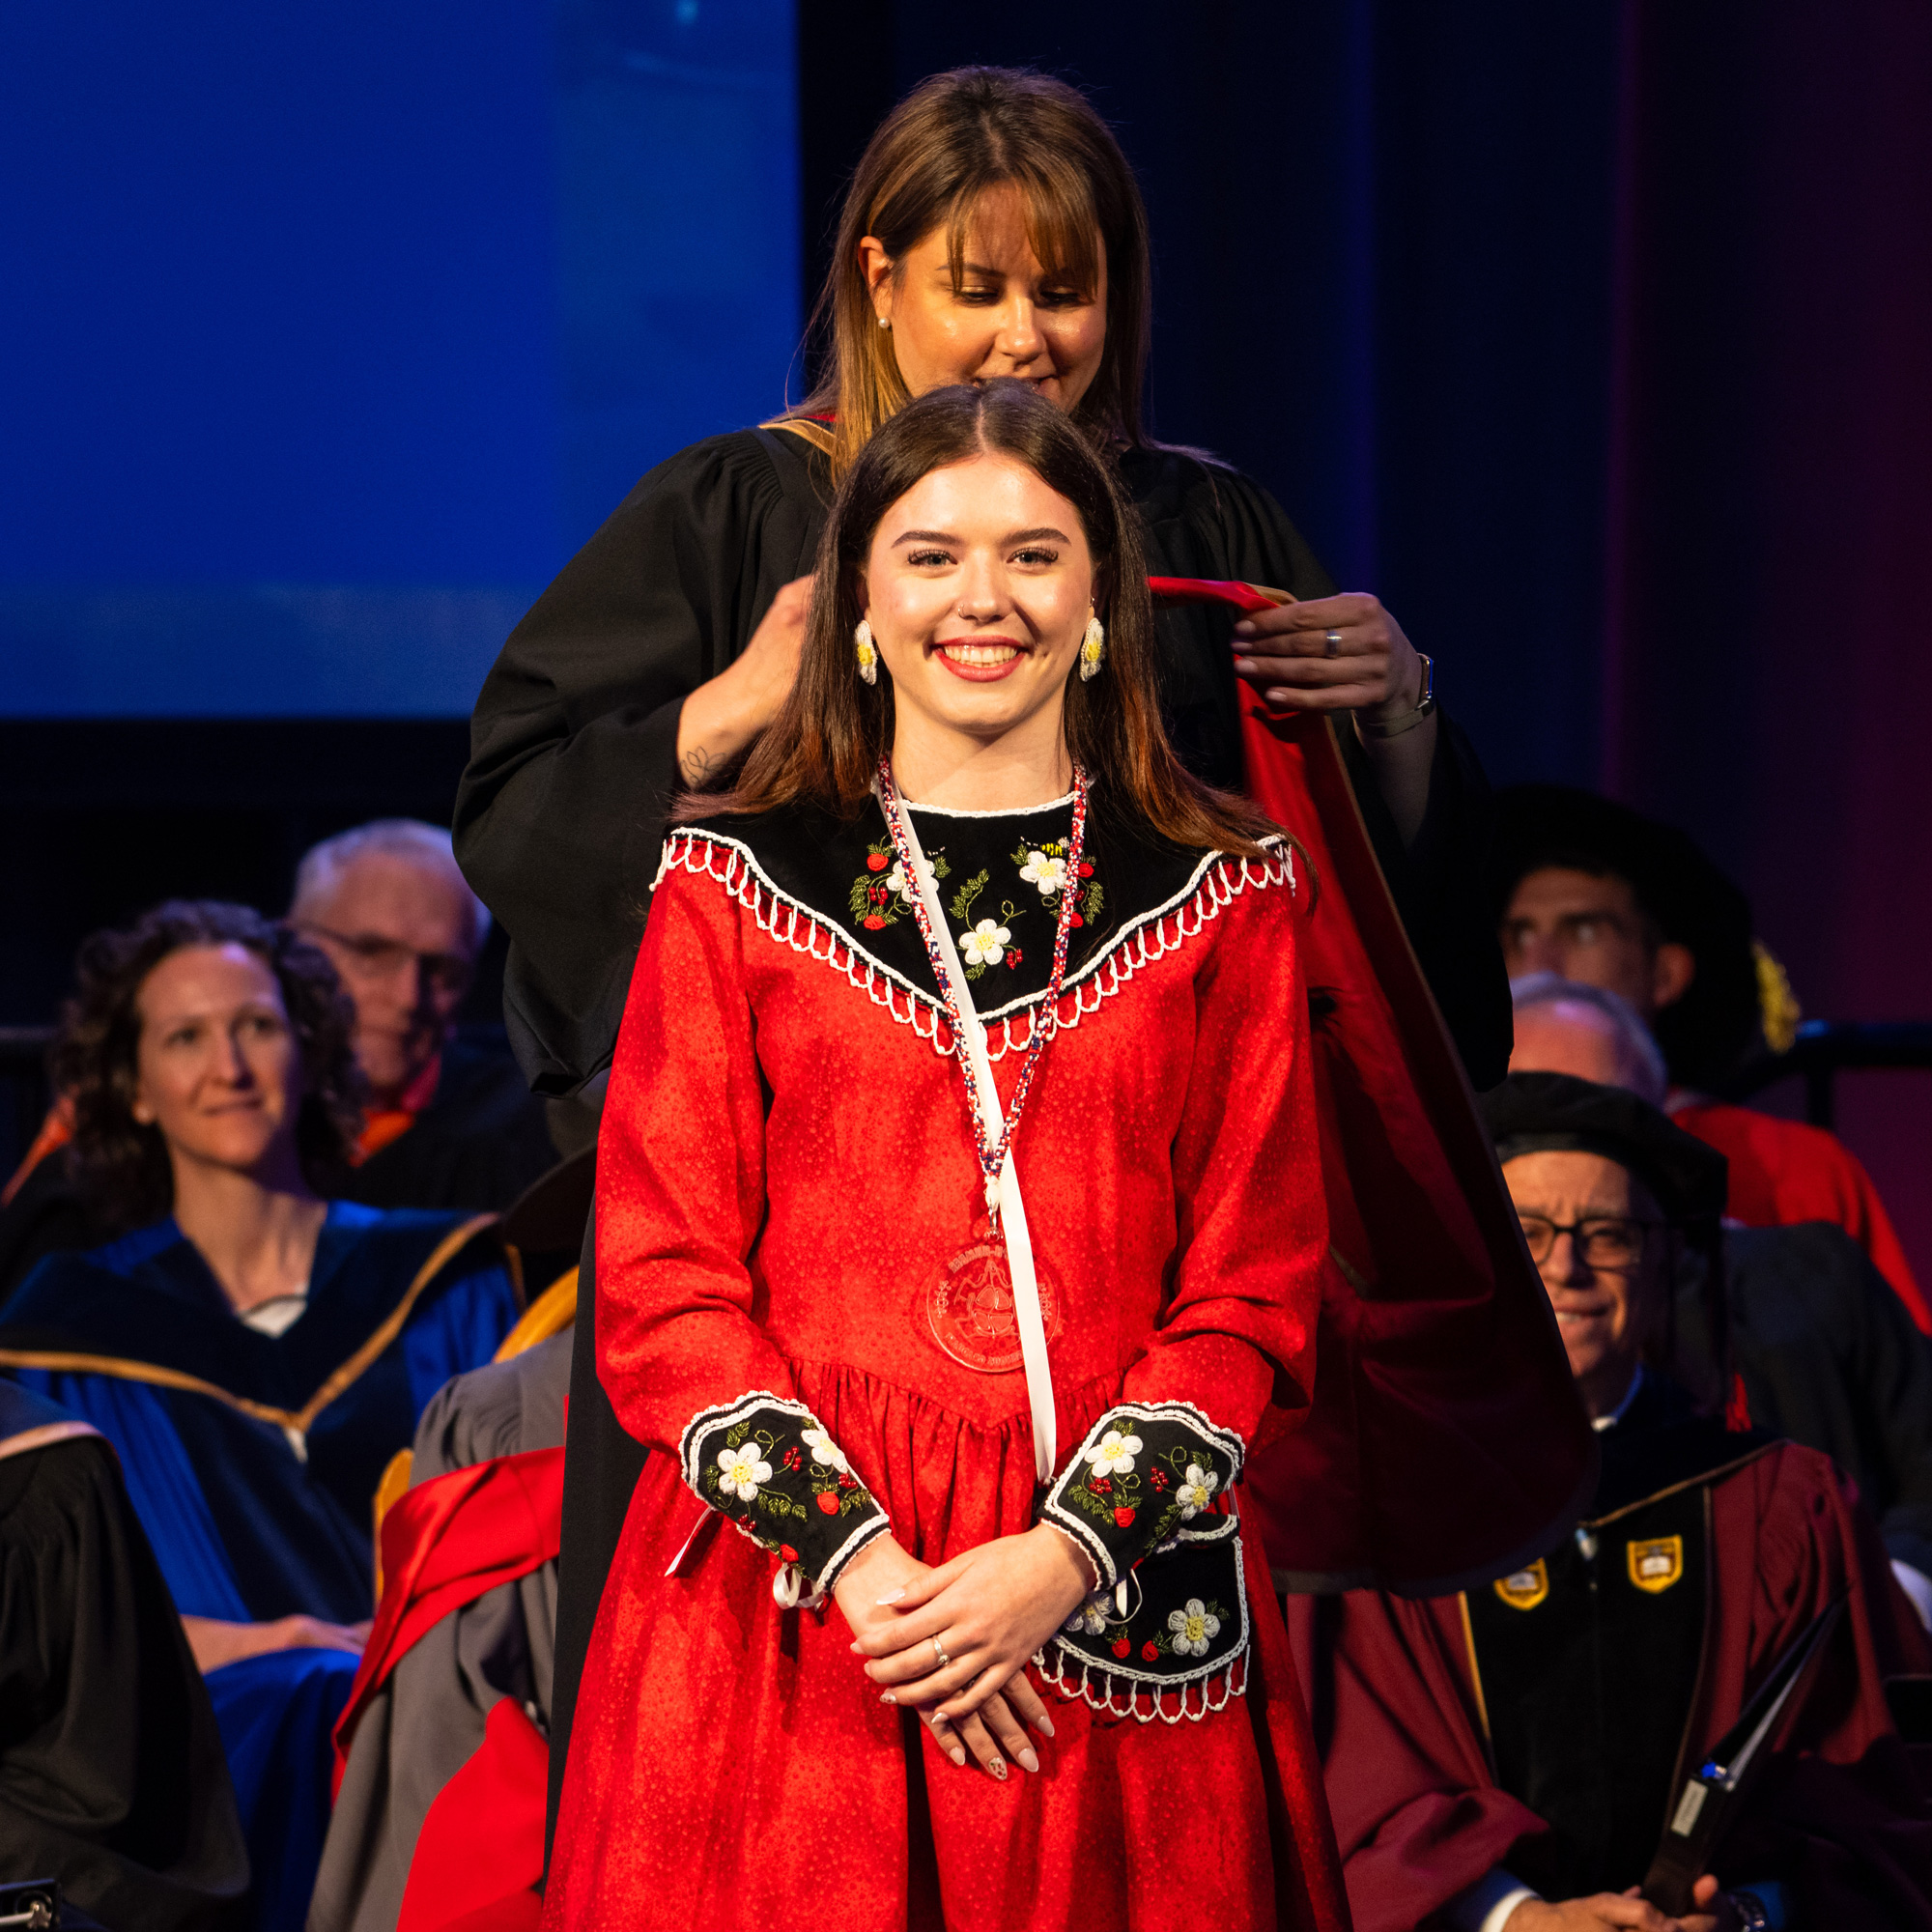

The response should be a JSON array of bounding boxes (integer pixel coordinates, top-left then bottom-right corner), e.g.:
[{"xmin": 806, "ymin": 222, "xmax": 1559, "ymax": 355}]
[
  {"xmin": 1322, "ymin": 629, "xmax": 1343, "ymax": 659},
  {"xmin": 931, "ymin": 1637, "xmax": 951, "ymax": 1668}
]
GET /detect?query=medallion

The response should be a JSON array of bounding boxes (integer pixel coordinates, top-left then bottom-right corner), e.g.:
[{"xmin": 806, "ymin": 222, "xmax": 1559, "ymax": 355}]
[{"xmin": 926, "ymin": 1216, "xmax": 1064, "ymax": 1373}]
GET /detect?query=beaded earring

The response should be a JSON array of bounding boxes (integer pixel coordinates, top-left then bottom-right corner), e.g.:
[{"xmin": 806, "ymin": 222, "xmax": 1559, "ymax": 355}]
[
  {"xmin": 1079, "ymin": 612, "xmax": 1106, "ymax": 681},
  {"xmin": 854, "ymin": 617, "xmax": 879, "ymax": 685}
]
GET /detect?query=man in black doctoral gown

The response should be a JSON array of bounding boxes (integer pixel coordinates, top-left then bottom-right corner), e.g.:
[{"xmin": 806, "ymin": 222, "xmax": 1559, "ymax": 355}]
[{"xmin": 0, "ymin": 1380, "xmax": 248, "ymax": 1930}]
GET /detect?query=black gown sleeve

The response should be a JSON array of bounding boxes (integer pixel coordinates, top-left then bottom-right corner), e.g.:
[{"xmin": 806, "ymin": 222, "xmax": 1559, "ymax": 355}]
[
  {"xmin": 1137, "ymin": 451, "xmax": 1514, "ymax": 1090},
  {"xmin": 0, "ymin": 1435, "xmax": 248, "ymax": 1931},
  {"xmin": 453, "ymin": 430, "xmax": 828, "ymax": 1095}
]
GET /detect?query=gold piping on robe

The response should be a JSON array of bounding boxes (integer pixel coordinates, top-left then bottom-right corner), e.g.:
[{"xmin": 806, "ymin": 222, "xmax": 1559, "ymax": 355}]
[
  {"xmin": 0, "ymin": 1213, "xmax": 497, "ymax": 1445},
  {"xmin": 0, "ymin": 1418, "xmax": 102, "ymax": 1464}
]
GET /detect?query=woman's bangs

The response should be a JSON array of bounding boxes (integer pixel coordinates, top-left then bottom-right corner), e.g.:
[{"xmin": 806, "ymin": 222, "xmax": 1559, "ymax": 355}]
[{"xmin": 943, "ymin": 170, "xmax": 1103, "ymax": 298}]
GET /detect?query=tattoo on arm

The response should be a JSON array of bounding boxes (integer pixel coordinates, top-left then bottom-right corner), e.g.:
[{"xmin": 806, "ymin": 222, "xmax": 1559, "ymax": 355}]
[{"xmin": 679, "ymin": 744, "xmax": 725, "ymax": 791}]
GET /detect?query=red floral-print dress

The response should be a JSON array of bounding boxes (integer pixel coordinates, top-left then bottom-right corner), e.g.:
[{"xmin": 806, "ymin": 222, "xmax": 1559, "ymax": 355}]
[{"xmin": 543, "ymin": 788, "xmax": 1350, "ymax": 1932}]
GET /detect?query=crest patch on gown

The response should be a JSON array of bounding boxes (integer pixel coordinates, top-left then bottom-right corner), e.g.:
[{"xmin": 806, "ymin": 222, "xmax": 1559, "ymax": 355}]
[
  {"xmin": 1627, "ymin": 1534, "xmax": 1685, "ymax": 1594},
  {"xmin": 1494, "ymin": 1558, "xmax": 1550, "ymax": 1610}
]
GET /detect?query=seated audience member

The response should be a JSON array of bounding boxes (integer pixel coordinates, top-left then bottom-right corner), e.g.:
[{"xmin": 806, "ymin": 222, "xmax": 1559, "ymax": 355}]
[
  {"xmin": 289, "ymin": 819, "xmax": 558, "ymax": 1212},
  {"xmin": 1494, "ymin": 784, "xmax": 1925, "ymax": 1326},
  {"xmin": 0, "ymin": 901, "xmax": 521, "ymax": 1932},
  {"xmin": 1289, "ymin": 1073, "xmax": 1932, "ymax": 1932},
  {"xmin": 311, "ymin": 1327, "xmax": 570, "ymax": 1932},
  {"xmin": 0, "ymin": 1378, "xmax": 248, "ymax": 1931},
  {"xmin": 0, "ymin": 822, "xmax": 560, "ymax": 1306},
  {"xmin": 1511, "ymin": 974, "xmax": 1932, "ymax": 1626}
]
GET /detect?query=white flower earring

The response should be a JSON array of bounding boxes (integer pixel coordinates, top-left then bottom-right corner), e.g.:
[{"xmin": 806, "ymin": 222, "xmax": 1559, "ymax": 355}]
[
  {"xmin": 854, "ymin": 617, "xmax": 879, "ymax": 685},
  {"xmin": 1079, "ymin": 611, "xmax": 1106, "ymax": 681}
]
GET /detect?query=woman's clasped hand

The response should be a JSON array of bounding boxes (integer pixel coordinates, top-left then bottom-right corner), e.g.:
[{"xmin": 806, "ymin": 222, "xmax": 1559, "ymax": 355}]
[{"xmin": 833, "ymin": 1525, "xmax": 1094, "ymax": 1780}]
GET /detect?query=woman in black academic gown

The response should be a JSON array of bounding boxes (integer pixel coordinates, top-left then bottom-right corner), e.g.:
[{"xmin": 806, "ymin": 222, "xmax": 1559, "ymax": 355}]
[
  {"xmin": 0, "ymin": 901, "xmax": 521, "ymax": 1932},
  {"xmin": 454, "ymin": 65, "xmax": 1534, "ymax": 1846}
]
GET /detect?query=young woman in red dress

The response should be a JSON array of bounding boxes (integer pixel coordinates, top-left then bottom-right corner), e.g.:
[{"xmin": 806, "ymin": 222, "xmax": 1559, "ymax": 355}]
[{"xmin": 542, "ymin": 380, "xmax": 1350, "ymax": 1929}]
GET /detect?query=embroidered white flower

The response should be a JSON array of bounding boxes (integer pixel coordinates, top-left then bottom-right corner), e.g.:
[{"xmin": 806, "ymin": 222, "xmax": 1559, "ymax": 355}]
[
  {"xmin": 960, "ymin": 919, "xmax": 1010, "ymax": 967},
  {"xmin": 1018, "ymin": 848, "xmax": 1069, "ymax": 896},
  {"xmin": 799, "ymin": 1426, "xmax": 848, "ymax": 1474},
  {"xmin": 1085, "ymin": 1428, "xmax": 1144, "ymax": 1478},
  {"xmin": 1167, "ymin": 1597, "xmax": 1221, "ymax": 1658},
  {"xmin": 1064, "ymin": 1593, "xmax": 1111, "ymax": 1636},
  {"xmin": 1175, "ymin": 1463, "xmax": 1219, "ymax": 1520},
  {"xmin": 716, "ymin": 1441, "xmax": 772, "ymax": 1502},
  {"xmin": 886, "ymin": 855, "xmax": 936, "ymax": 903}
]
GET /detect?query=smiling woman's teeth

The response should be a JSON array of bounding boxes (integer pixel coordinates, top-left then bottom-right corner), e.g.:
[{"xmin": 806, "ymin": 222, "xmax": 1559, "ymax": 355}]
[{"xmin": 940, "ymin": 643, "xmax": 1021, "ymax": 667}]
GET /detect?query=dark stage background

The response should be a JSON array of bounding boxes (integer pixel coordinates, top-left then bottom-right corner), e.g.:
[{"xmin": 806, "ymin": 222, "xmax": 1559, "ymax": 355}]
[{"xmin": 3, "ymin": 1, "xmax": 1926, "ymax": 1274}]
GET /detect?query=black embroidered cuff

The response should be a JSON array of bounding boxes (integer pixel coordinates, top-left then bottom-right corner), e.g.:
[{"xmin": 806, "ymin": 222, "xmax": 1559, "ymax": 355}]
[
  {"xmin": 1038, "ymin": 1401, "xmax": 1244, "ymax": 1589},
  {"xmin": 680, "ymin": 1392, "xmax": 889, "ymax": 1595}
]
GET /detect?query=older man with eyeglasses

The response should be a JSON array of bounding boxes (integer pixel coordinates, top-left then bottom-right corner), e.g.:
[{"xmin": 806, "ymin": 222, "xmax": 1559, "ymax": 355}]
[
  {"xmin": 291, "ymin": 820, "xmax": 558, "ymax": 1213},
  {"xmin": 1285, "ymin": 1072, "xmax": 1932, "ymax": 1932}
]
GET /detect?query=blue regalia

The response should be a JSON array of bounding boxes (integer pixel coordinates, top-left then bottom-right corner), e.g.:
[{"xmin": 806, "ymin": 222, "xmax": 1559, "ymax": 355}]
[{"xmin": 0, "ymin": 1201, "xmax": 520, "ymax": 1931}]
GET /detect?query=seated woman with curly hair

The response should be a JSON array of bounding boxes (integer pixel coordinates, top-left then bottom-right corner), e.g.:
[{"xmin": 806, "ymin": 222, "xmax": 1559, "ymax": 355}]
[{"xmin": 0, "ymin": 900, "xmax": 522, "ymax": 1932}]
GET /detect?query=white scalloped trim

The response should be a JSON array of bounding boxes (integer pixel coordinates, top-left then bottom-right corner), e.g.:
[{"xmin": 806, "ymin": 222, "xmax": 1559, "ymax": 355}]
[{"xmin": 654, "ymin": 829, "xmax": 1297, "ymax": 1062}]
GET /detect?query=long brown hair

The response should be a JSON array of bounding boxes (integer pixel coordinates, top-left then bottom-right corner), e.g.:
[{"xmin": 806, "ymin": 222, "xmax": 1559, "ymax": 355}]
[
  {"xmin": 784, "ymin": 67, "xmax": 1153, "ymax": 480},
  {"xmin": 698, "ymin": 383, "xmax": 1273, "ymax": 860},
  {"xmin": 52, "ymin": 900, "xmax": 364, "ymax": 1232}
]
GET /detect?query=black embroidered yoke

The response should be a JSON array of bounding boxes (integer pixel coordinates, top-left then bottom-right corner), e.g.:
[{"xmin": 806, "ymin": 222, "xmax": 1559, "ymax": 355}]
[{"xmin": 662, "ymin": 787, "xmax": 1286, "ymax": 1043}]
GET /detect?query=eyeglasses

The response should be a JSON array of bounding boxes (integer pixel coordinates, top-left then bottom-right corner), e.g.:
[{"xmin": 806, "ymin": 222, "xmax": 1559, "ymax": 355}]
[
  {"xmin": 1516, "ymin": 1214, "xmax": 1661, "ymax": 1270},
  {"xmin": 296, "ymin": 923, "xmax": 473, "ymax": 997}
]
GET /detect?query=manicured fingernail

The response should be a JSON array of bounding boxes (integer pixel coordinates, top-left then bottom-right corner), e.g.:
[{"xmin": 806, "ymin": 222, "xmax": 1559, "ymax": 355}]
[
  {"xmin": 1016, "ymin": 1747, "xmax": 1039, "ymax": 1774},
  {"xmin": 1234, "ymin": 620, "xmax": 1254, "ymax": 637},
  {"xmin": 875, "ymin": 1588, "xmax": 907, "ymax": 1605},
  {"xmin": 880, "ymin": 1691, "xmax": 896, "ymax": 1705},
  {"xmin": 1234, "ymin": 658, "xmax": 1254, "ymax": 672},
  {"xmin": 987, "ymin": 1759, "xmax": 1007, "ymax": 1780},
  {"xmin": 950, "ymin": 1749, "xmax": 966, "ymax": 1767},
  {"xmin": 1035, "ymin": 1713, "xmax": 1056, "ymax": 1738}
]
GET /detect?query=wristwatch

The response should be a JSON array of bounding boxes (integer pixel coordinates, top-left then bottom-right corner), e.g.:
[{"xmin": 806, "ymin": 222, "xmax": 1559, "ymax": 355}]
[{"xmin": 1356, "ymin": 652, "xmax": 1436, "ymax": 739}]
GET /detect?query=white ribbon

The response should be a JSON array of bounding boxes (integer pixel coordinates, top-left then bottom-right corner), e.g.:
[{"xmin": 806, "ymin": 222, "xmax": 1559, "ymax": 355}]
[{"xmin": 894, "ymin": 804, "xmax": 1060, "ymax": 1486}]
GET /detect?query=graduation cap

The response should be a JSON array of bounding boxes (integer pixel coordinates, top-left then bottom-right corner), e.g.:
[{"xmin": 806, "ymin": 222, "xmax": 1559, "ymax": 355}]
[
  {"xmin": 1492, "ymin": 784, "xmax": 1763, "ymax": 1091},
  {"xmin": 1479, "ymin": 1072, "xmax": 1728, "ymax": 1226}
]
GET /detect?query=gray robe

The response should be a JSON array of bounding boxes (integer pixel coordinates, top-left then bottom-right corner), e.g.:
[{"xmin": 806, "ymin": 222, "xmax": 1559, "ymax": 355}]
[{"xmin": 306, "ymin": 1332, "xmax": 570, "ymax": 1932}]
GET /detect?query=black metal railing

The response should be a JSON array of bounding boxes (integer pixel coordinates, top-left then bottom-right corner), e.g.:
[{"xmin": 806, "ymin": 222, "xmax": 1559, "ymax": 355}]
[{"xmin": 1720, "ymin": 1021, "xmax": 1932, "ymax": 1131}]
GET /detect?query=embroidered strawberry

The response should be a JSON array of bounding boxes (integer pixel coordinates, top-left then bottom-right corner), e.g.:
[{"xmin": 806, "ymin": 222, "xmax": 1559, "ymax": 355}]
[
  {"xmin": 1111, "ymin": 1636, "xmax": 1131, "ymax": 1659},
  {"xmin": 816, "ymin": 1492, "xmax": 840, "ymax": 1515},
  {"xmin": 867, "ymin": 852, "xmax": 889, "ymax": 871},
  {"xmin": 1070, "ymin": 913, "xmax": 1084, "ymax": 927},
  {"xmin": 1078, "ymin": 863, "xmax": 1094, "ymax": 877},
  {"xmin": 1141, "ymin": 1640, "xmax": 1160, "ymax": 1662},
  {"xmin": 1113, "ymin": 1506, "xmax": 1136, "ymax": 1527},
  {"xmin": 779, "ymin": 1544, "xmax": 799, "ymax": 1564},
  {"xmin": 863, "ymin": 914, "xmax": 887, "ymax": 930}
]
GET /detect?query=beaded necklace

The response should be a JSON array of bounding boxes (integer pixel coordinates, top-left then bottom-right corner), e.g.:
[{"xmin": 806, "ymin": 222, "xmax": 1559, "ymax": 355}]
[{"xmin": 875, "ymin": 755, "xmax": 1090, "ymax": 1221}]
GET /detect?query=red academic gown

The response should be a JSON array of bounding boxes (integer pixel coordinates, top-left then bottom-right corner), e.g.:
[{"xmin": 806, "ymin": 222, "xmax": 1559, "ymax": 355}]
[
  {"xmin": 1287, "ymin": 1434, "xmax": 1932, "ymax": 1930},
  {"xmin": 544, "ymin": 794, "xmax": 1350, "ymax": 1931},
  {"xmin": 1670, "ymin": 1098, "xmax": 1929, "ymax": 1331}
]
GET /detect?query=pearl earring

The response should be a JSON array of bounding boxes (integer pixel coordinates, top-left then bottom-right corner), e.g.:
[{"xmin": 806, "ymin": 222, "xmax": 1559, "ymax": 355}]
[
  {"xmin": 878, "ymin": 314, "xmax": 892, "ymax": 330},
  {"xmin": 854, "ymin": 617, "xmax": 879, "ymax": 685},
  {"xmin": 1079, "ymin": 612, "xmax": 1106, "ymax": 681}
]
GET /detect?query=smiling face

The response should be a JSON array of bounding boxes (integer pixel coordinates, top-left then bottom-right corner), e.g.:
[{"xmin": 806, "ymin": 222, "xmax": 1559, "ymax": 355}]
[
  {"xmin": 863, "ymin": 184, "xmax": 1109, "ymax": 414},
  {"xmin": 131, "ymin": 944, "xmax": 306, "ymax": 1182},
  {"xmin": 860, "ymin": 451, "xmax": 1094, "ymax": 781},
  {"xmin": 1504, "ymin": 1148, "xmax": 1667, "ymax": 1417}
]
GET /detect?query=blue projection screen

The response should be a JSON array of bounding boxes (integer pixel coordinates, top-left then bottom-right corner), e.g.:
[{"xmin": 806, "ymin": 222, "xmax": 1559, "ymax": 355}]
[{"xmin": 0, "ymin": 0, "xmax": 799, "ymax": 716}]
